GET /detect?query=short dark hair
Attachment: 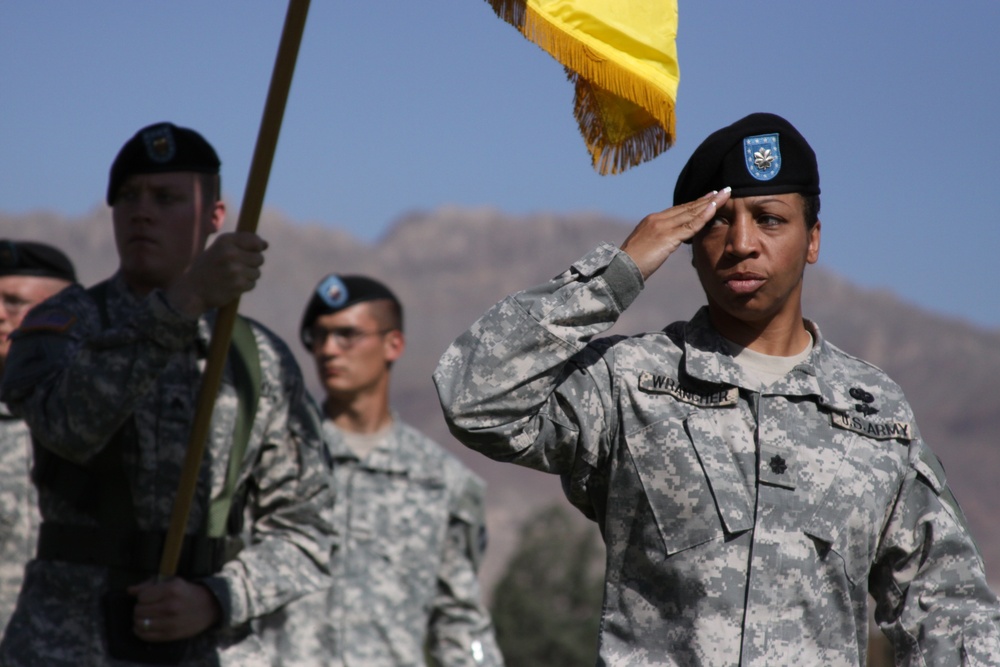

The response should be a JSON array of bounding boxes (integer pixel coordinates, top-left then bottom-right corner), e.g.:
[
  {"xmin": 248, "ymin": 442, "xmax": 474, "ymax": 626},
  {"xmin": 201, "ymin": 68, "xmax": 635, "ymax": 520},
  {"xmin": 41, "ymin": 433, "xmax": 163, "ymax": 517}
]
[
  {"xmin": 801, "ymin": 194, "xmax": 821, "ymax": 229},
  {"xmin": 366, "ymin": 298, "xmax": 403, "ymax": 333}
]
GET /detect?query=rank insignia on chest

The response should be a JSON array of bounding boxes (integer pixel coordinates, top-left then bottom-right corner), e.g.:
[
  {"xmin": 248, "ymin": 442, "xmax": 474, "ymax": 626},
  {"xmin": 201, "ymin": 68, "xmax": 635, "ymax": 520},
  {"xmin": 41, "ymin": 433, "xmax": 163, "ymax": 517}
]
[
  {"xmin": 831, "ymin": 411, "xmax": 913, "ymax": 442},
  {"xmin": 638, "ymin": 372, "xmax": 738, "ymax": 407},
  {"xmin": 760, "ymin": 444, "xmax": 797, "ymax": 489}
]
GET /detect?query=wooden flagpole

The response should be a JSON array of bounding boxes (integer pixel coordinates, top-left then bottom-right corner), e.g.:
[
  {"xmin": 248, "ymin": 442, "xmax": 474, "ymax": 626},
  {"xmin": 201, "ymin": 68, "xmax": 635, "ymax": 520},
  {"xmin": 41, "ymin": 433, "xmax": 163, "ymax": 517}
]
[{"xmin": 159, "ymin": 0, "xmax": 312, "ymax": 577}]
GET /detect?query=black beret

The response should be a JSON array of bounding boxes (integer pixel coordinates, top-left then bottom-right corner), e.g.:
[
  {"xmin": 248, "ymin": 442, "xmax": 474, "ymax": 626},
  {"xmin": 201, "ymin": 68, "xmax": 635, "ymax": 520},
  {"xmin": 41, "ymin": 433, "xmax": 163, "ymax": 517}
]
[
  {"xmin": 0, "ymin": 240, "xmax": 77, "ymax": 283},
  {"xmin": 107, "ymin": 122, "xmax": 220, "ymax": 205},
  {"xmin": 673, "ymin": 112, "xmax": 820, "ymax": 206},
  {"xmin": 299, "ymin": 274, "xmax": 402, "ymax": 348}
]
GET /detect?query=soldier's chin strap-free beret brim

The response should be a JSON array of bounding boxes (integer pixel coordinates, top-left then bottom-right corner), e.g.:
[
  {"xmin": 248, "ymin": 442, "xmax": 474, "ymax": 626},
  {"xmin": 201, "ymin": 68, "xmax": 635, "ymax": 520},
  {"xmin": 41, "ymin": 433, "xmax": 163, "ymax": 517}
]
[
  {"xmin": 107, "ymin": 122, "xmax": 220, "ymax": 205},
  {"xmin": 673, "ymin": 112, "xmax": 820, "ymax": 207}
]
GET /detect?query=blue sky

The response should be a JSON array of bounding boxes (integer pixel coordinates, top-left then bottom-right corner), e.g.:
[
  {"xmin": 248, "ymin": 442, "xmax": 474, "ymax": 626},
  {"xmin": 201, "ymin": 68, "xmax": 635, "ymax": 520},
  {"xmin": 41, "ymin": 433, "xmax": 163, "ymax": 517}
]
[{"xmin": 2, "ymin": 1, "xmax": 998, "ymax": 329}]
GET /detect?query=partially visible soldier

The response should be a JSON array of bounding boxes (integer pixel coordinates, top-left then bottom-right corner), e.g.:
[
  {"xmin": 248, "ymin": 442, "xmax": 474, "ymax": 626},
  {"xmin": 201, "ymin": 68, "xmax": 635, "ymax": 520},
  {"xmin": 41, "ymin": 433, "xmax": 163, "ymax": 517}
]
[
  {"xmin": 0, "ymin": 122, "xmax": 333, "ymax": 666},
  {"xmin": 0, "ymin": 240, "xmax": 76, "ymax": 637},
  {"xmin": 256, "ymin": 274, "xmax": 504, "ymax": 666}
]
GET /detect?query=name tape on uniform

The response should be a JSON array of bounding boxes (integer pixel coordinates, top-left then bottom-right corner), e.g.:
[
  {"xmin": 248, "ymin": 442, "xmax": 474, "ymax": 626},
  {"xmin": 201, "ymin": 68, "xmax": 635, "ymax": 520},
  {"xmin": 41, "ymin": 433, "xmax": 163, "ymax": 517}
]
[
  {"xmin": 638, "ymin": 372, "xmax": 738, "ymax": 407},
  {"xmin": 831, "ymin": 412, "xmax": 913, "ymax": 441}
]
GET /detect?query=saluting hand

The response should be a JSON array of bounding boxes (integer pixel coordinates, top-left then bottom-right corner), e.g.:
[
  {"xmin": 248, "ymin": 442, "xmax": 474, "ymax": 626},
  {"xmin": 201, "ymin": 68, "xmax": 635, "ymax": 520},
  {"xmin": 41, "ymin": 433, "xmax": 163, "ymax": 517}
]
[
  {"xmin": 619, "ymin": 188, "xmax": 731, "ymax": 280},
  {"xmin": 166, "ymin": 231, "xmax": 268, "ymax": 317}
]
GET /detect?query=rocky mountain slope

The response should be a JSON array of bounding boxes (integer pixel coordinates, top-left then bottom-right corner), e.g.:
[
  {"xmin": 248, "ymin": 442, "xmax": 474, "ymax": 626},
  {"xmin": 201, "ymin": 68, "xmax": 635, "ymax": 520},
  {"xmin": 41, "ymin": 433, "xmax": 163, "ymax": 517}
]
[{"xmin": 3, "ymin": 206, "xmax": 998, "ymax": 589}]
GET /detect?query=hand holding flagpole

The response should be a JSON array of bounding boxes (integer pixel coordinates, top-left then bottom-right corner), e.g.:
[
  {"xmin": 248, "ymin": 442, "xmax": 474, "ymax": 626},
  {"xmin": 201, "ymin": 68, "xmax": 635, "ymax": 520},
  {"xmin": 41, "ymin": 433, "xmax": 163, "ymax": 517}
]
[{"xmin": 158, "ymin": 0, "xmax": 311, "ymax": 578}]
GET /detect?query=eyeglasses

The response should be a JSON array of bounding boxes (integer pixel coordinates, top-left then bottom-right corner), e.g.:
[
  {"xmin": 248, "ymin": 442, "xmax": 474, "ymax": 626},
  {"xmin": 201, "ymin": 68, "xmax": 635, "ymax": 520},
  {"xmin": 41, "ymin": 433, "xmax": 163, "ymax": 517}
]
[{"xmin": 304, "ymin": 325, "xmax": 392, "ymax": 350}]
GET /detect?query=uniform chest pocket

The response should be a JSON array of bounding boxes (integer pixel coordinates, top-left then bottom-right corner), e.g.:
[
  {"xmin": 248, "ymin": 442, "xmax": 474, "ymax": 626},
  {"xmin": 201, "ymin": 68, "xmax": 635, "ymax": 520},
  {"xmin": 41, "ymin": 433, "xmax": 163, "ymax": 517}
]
[
  {"xmin": 149, "ymin": 381, "xmax": 196, "ymax": 468},
  {"xmin": 353, "ymin": 473, "xmax": 448, "ymax": 559},
  {"xmin": 803, "ymin": 431, "xmax": 901, "ymax": 586},
  {"xmin": 626, "ymin": 411, "xmax": 754, "ymax": 556}
]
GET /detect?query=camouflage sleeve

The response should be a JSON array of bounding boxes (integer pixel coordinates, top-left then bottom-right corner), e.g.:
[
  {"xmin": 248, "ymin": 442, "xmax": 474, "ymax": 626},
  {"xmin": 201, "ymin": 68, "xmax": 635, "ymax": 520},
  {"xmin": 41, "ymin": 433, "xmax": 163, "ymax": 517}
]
[
  {"xmin": 0, "ymin": 285, "xmax": 197, "ymax": 462},
  {"xmin": 433, "ymin": 243, "xmax": 643, "ymax": 476},
  {"xmin": 427, "ymin": 470, "xmax": 505, "ymax": 666},
  {"xmin": 0, "ymin": 417, "xmax": 35, "ymax": 630},
  {"xmin": 202, "ymin": 334, "xmax": 334, "ymax": 627},
  {"xmin": 870, "ymin": 438, "xmax": 1000, "ymax": 664}
]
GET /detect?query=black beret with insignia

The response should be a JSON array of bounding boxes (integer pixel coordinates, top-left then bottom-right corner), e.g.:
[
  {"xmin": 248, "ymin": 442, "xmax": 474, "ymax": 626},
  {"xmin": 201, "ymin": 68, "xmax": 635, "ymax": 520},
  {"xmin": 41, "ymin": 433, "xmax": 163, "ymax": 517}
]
[
  {"xmin": 0, "ymin": 240, "xmax": 77, "ymax": 283},
  {"xmin": 299, "ymin": 274, "xmax": 402, "ymax": 348},
  {"xmin": 673, "ymin": 112, "xmax": 820, "ymax": 206},
  {"xmin": 106, "ymin": 122, "xmax": 220, "ymax": 205}
]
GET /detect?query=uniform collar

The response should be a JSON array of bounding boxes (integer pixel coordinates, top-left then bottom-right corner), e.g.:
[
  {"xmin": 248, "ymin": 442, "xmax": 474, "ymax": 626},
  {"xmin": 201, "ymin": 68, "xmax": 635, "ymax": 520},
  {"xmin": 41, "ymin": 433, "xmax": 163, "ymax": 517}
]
[
  {"xmin": 108, "ymin": 272, "xmax": 212, "ymax": 356},
  {"xmin": 680, "ymin": 307, "xmax": 854, "ymax": 411},
  {"xmin": 322, "ymin": 413, "xmax": 409, "ymax": 473},
  {"xmin": 107, "ymin": 270, "xmax": 212, "ymax": 359}
]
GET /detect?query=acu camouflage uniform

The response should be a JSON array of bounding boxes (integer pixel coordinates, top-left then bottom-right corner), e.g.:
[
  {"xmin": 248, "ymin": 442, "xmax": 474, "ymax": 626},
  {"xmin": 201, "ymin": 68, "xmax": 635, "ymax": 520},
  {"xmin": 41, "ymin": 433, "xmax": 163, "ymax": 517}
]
[
  {"xmin": 434, "ymin": 243, "xmax": 1000, "ymax": 666},
  {"xmin": 0, "ymin": 402, "xmax": 37, "ymax": 637},
  {"xmin": 257, "ymin": 416, "xmax": 504, "ymax": 667},
  {"xmin": 0, "ymin": 274, "xmax": 334, "ymax": 667}
]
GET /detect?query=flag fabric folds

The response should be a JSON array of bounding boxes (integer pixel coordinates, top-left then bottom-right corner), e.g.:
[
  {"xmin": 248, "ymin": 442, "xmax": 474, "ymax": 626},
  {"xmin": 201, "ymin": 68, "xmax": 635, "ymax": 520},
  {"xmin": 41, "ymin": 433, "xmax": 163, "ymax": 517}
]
[{"xmin": 487, "ymin": 0, "xmax": 679, "ymax": 174}]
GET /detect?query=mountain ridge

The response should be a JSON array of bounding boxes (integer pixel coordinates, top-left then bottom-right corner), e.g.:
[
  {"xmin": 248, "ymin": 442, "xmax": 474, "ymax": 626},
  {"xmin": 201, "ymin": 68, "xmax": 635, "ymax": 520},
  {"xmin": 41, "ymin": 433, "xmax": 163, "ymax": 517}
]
[{"xmin": 3, "ymin": 206, "xmax": 998, "ymax": 589}]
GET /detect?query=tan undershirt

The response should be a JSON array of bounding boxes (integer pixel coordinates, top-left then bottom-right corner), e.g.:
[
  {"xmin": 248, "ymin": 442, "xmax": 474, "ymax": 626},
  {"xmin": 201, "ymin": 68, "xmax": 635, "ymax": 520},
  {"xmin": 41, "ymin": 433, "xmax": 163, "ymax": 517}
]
[
  {"xmin": 722, "ymin": 333, "xmax": 814, "ymax": 390},
  {"xmin": 340, "ymin": 423, "xmax": 392, "ymax": 459}
]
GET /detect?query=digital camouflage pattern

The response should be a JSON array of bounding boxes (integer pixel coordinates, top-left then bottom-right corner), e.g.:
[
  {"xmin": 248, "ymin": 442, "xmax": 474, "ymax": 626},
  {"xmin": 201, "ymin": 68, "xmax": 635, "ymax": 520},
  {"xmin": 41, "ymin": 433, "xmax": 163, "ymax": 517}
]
[
  {"xmin": 257, "ymin": 417, "xmax": 504, "ymax": 667},
  {"xmin": 434, "ymin": 243, "xmax": 1000, "ymax": 666},
  {"xmin": 0, "ymin": 274, "xmax": 334, "ymax": 667},
  {"xmin": 0, "ymin": 403, "xmax": 37, "ymax": 637}
]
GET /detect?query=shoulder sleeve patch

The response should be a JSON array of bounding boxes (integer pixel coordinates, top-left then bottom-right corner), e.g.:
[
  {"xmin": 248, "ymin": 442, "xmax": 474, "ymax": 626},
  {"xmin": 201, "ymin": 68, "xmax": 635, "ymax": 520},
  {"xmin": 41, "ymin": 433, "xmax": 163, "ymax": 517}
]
[
  {"xmin": 451, "ymin": 472, "xmax": 486, "ymax": 526},
  {"xmin": 446, "ymin": 472, "xmax": 489, "ymax": 571},
  {"xmin": 912, "ymin": 444, "xmax": 946, "ymax": 495},
  {"xmin": 15, "ymin": 309, "xmax": 77, "ymax": 336}
]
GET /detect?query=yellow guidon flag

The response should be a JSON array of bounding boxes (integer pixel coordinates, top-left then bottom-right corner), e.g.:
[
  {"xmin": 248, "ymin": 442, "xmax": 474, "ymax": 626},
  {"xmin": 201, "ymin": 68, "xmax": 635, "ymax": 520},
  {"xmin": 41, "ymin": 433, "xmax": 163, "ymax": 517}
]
[{"xmin": 486, "ymin": 0, "xmax": 679, "ymax": 174}]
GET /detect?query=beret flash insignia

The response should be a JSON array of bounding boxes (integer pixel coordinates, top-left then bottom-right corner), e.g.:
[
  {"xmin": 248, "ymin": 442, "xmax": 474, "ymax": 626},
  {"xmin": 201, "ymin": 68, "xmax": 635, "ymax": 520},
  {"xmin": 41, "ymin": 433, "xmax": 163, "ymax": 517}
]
[
  {"xmin": 142, "ymin": 124, "xmax": 176, "ymax": 164},
  {"xmin": 317, "ymin": 274, "xmax": 349, "ymax": 309},
  {"xmin": 743, "ymin": 132, "xmax": 781, "ymax": 181}
]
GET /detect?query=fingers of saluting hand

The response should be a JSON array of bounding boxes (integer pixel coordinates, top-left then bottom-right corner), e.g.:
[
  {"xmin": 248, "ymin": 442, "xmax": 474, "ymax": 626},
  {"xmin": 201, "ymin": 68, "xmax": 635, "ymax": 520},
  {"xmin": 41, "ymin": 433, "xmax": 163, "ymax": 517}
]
[{"xmin": 620, "ymin": 188, "xmax": 731, "ymax": 280}]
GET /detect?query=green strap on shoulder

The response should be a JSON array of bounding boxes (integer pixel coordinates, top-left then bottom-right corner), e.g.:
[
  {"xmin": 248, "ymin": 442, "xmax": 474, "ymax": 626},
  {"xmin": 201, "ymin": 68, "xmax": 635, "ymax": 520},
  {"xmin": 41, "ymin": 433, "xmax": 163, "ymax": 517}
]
[{"xmin": 207, "ymin": 315, "xmax": 261, "ymax": 538}]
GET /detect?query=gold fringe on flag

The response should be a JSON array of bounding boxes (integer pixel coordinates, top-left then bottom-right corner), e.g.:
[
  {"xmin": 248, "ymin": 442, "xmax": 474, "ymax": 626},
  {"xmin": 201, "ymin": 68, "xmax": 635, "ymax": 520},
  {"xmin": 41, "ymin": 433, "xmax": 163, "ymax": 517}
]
[{"xmin": 486, "ymin": 0, "xmax": 679, "ymax": 174}]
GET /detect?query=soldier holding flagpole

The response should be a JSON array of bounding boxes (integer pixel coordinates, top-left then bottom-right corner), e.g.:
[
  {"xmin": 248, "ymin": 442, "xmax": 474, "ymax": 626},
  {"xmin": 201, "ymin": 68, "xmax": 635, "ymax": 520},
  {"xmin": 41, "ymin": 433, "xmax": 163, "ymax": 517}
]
[{"xmin": 0, "ymin": 122, "xmax": 333, "ymax": 666}]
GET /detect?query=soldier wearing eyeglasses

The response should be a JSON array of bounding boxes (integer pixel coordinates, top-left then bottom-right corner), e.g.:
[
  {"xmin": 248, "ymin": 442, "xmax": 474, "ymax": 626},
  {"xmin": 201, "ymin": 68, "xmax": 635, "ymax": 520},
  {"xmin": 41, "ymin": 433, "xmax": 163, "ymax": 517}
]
[
  {"xmin": 0, "ymin": 240, "xmax": 76, "ymax": 637},
  {"xmin": 256, "ymin": 274, "xmax": 505, "ymax": 667}
]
